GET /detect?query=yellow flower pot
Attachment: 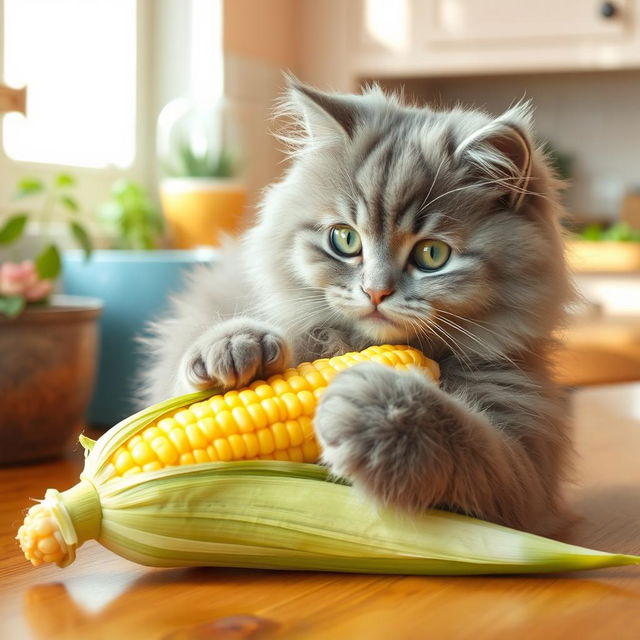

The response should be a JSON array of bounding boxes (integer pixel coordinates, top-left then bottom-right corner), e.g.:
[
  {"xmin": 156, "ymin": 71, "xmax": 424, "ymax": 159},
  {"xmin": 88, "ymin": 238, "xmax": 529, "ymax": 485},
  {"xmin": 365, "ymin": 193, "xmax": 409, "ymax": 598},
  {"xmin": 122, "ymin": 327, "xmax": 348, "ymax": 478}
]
[{"xmin": 160, "ymin": 178, "xmax": 247, "ymax": 248}]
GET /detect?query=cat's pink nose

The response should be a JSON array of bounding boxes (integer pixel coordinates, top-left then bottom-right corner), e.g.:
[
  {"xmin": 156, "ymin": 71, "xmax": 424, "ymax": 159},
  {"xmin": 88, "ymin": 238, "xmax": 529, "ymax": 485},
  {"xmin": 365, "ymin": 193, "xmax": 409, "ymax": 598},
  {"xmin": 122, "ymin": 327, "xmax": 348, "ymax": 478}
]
[{"xmin": 362, "ymin": 287, "xmax": 394, "ymax": 306}]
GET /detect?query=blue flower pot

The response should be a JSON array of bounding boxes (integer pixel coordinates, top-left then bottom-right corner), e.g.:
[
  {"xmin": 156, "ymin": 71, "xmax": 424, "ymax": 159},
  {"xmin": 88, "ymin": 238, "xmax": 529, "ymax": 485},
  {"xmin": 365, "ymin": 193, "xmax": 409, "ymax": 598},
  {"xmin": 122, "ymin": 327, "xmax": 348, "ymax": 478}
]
[{"xmin": 62, "ymin": 250, "xmax": 217, "ymax": 427}]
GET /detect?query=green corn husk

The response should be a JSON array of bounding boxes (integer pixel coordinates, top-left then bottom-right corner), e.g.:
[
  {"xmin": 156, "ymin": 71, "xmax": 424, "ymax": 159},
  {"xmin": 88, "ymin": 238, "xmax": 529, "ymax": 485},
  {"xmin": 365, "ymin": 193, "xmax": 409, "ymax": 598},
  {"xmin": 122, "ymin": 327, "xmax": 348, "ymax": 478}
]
[{"xmin": 18, "ymin": 391, "xmax": 640, "ymax": 574}]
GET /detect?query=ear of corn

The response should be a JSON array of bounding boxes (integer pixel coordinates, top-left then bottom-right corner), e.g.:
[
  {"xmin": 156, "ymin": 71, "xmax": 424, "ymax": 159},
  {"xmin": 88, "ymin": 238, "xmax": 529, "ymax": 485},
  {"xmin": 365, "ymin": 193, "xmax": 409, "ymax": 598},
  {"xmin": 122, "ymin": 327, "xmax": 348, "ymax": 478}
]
[
  {"xmin": 99, "ymin": 345, "xmax": 439, "ymax": 480},
  {"xmin": 16, "ymin": 344, "xmax": 640, "ymax": 574},
  {"xmin": 17, "ymin": 461, "xmax": 639, "ymax": 573}
]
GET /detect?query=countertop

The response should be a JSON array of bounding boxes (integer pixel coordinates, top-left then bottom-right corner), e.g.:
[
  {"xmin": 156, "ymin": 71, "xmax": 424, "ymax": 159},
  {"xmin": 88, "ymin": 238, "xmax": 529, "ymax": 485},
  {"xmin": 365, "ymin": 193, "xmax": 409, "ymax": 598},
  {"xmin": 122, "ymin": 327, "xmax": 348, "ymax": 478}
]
[
  {"xmin": 1, "ymin": 383, "xmax": 639, "ymax": 640},
  {"xmin": 554, "ymin": 315, "xmax": 640, "ymax": 386}
]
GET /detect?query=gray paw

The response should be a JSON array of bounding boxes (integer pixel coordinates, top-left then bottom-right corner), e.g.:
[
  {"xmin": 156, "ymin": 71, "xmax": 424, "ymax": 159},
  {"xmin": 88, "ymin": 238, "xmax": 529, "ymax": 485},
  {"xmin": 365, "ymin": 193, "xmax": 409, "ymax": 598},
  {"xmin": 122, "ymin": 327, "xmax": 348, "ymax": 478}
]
[
  {"xmin": 178, "ymin": 319, "xmax": 291, "ymax": 392},
  {"xmin": 315, "ymin": 362, "xmax": 441, "ymax": 508}
]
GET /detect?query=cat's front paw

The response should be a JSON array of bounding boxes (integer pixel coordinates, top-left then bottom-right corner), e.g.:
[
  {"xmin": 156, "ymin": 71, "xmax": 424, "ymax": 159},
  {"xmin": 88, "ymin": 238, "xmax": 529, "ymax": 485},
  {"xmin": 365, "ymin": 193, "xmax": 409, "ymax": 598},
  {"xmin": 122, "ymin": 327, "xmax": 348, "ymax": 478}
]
[
  {"xmin": 315, "ymin": 362, "xmax": 441, "ymax": 509},
  {"xmin": 177, "ymin": 318, "xmax": 291, "ymax": 393}
]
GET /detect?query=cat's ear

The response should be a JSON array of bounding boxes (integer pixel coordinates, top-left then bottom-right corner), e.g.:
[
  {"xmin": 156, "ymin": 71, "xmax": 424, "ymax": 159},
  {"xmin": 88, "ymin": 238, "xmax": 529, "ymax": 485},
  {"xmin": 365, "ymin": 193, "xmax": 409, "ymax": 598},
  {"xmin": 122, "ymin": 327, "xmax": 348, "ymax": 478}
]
[
  {"xmin": 281, "ymin": 77, "xmax": 372, "ymax": 147},
  {"xmin": 454, "ymin": 103, "xmax": 533, "ymax": 211}
]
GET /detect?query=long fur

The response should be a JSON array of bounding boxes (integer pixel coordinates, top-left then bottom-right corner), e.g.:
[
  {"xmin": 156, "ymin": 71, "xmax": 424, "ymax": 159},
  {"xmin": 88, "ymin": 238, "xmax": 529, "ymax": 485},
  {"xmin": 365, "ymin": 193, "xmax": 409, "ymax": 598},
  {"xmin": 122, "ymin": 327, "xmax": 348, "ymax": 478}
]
[{"xmin": 140, "ymin": 81, "xmax": 574, "ymax": 534}]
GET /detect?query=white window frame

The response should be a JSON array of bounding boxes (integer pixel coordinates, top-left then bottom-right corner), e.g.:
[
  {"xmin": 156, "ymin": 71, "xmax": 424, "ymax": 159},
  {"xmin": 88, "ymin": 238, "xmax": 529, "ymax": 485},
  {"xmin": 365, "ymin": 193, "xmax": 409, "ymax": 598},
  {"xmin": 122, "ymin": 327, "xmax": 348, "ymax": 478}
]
[{"xmin": 0, "ymin": 0, "xmax": 155, "ymax": 216}]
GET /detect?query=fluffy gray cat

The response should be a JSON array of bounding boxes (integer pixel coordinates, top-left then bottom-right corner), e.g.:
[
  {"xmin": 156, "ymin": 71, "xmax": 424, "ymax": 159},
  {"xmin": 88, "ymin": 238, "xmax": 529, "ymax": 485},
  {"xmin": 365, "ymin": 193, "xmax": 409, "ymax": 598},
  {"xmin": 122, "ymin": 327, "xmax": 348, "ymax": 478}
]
[{"xmin": 142, "ymin": 81, "xmax": 573, "ymax": 535}]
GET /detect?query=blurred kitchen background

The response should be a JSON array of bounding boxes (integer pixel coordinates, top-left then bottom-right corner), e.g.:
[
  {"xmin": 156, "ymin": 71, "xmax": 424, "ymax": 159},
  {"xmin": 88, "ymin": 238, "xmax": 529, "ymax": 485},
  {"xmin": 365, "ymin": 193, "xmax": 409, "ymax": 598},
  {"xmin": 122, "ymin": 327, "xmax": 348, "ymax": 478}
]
[{"xmin": 1, "ymin": 0, "xmax": 639, "ymax": 445}]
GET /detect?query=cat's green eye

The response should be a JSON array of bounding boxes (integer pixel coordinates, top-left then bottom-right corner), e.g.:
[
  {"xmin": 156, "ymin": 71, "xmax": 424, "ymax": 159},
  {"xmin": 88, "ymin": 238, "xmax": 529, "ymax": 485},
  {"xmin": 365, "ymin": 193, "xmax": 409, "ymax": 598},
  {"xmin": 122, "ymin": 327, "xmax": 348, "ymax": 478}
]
[
  {"xmin": 412, "ymin": 240, "xmax": 451, "ymax": 272},
  {"xmin": 329, "ymin": 225, "xmax": 362, "ymax": 257}
]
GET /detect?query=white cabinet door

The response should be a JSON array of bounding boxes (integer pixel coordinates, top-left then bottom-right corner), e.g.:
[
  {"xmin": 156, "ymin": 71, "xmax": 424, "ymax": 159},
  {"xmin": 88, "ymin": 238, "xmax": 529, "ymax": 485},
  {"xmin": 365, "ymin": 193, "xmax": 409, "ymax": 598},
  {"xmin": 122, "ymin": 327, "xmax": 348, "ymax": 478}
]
[
  {"xmin": 418, "ymin": 0, "xmax": 632, "ymax": 44},
  {"xmin": 346, "ymin": 0, "xmax": 640, "ymax": 78}
]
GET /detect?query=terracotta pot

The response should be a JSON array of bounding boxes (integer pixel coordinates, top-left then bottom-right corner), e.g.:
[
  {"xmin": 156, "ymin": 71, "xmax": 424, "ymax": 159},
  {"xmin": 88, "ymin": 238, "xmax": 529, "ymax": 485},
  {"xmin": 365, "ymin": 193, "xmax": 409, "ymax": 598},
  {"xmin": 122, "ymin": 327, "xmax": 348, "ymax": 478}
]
[
  {"xmin": 160, "ymin": 178, "xmax": 246, "ymax": 248},
  {"xmin": 0, "ymin": 295, "xmax": 102, "ymax": 465}
]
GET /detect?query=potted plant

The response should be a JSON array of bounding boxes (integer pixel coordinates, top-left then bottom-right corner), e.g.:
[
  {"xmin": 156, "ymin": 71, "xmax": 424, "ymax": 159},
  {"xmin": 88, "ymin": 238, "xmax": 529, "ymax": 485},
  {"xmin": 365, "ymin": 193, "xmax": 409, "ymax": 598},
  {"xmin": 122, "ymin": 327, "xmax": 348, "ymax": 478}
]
[
  {"xmin": 157, "ymin": 97, "xmax": 247, "ymax": 248},
  {"xmin": 63, "ymin": 179, "xmax": 216, "ymax": 426},
  {"xmin": 0, "ymin": 174, "xmax": 101, "ymax": 465},
  {"xmin": 566, "ymin": 222, "xmax": 640, "ymax": 273}
]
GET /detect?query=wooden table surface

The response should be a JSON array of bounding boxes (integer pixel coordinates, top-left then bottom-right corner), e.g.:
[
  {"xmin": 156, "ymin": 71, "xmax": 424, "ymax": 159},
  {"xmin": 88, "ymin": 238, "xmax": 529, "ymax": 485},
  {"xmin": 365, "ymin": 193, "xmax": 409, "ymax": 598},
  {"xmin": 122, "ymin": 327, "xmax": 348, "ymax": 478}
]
[{"xmin": 1, "ymin": 383, "xmax": 639, "ymax": 640}]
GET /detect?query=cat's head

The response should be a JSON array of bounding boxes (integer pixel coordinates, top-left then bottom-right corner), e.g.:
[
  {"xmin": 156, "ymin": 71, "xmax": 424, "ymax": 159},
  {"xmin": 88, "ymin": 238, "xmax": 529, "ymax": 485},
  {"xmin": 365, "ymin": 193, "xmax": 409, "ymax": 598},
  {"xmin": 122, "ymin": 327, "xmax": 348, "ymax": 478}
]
[{"xmin": 246, "ymin": 81, "xmax": 570, "ymax": 360}]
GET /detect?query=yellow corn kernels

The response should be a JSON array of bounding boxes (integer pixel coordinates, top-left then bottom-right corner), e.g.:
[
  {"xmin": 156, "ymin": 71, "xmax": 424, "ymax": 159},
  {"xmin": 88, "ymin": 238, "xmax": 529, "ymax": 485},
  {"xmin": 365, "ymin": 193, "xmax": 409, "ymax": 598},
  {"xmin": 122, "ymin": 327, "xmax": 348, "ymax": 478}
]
[
  {"xmin": 17, "ymin": 502, "xmax": 70, "ymax": 567},
  {"xmin": 106, "ymin": 345, "xmax": 438, "ymax": 478}
]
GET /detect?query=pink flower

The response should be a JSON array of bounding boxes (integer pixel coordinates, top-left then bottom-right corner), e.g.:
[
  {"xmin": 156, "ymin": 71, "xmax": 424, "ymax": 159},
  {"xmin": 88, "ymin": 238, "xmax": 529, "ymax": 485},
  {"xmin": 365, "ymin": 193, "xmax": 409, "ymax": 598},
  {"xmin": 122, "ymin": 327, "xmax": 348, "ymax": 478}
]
[
  {"xmin": 24, "ymin": 278, "xmax": 53, "ymax": 301},
  {"xmin": 0, "ymin": 261, "xmax": 27, "ymax": 296},
  {"xmin": 0, "ymin": 260, "xmax": 52, "ymax": 302}
]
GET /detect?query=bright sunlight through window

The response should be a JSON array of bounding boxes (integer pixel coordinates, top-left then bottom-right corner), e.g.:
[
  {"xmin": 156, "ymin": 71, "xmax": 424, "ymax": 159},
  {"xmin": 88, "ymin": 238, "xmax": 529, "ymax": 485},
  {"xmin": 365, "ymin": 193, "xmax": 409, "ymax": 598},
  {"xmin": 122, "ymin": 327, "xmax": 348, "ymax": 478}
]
[{"xmin": 3, "ymin": 0, "xmax": 137, "ymax": 168}]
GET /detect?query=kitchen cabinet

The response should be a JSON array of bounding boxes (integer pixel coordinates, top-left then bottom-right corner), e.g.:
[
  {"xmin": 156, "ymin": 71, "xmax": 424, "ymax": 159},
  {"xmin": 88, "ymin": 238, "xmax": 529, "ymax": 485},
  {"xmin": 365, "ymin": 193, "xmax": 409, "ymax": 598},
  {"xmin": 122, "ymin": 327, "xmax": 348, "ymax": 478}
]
[
  {"xmin": 567, "ymin": 240, "xmax": 640, "ymax": 273},
  {"xmin": 322, "ymin": 0, "xmax": 640, "ymax": 82},
  {"xmin": 554, "ymin": 315, "xmax": 640, "ymax": 386},
  {"xmin": 416, "ymin": 0, "xmax": 631, "ymax": 44},
  {"xmin": 554, "ymin": 259, "xmax": 640, "ymax": 386}
]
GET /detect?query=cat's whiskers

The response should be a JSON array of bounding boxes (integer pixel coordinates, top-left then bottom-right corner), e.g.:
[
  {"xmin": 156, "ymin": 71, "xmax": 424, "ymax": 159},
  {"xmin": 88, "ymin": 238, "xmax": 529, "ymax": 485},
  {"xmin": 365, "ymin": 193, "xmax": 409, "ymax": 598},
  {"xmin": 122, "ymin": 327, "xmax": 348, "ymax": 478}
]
[
  {"xmin": 247, "ymin": 293, "xmax": 328, "ymax": 310},
  {"xmin": 418, "ymin": 315, "xmax": 476, "ymax": 372},
  {"xmin": 245, "ymin": 285, "xmax": 328, "ymax": 297},
  {"xmin": 279, "ymin": 299, "xmax": 343, "ymax": 336},
  {"xmin": 432, "ymin": 325, "xmax": 475, "ymax": 372},
  {"xmin": 249, "ymin": 298, "xmax": 330, "ymax": 334},
  {"xmin": 489, "ymin": 174, "xmax": 556, "ymax": 206},
  {"xmin": 418, "ymin": 154, "xmax": 449, "ymax": 213},
  {"xmin": 375, "ymin": 304, "xmax": 486, "ymax": 368},
  {"xmin": 417, "ymin": 174, "xmax": 549, "ymax": 217},
  {"xmin": 436, "ymin": 314, "xmax": 510, "ymax": 367},
  {"xmin": 411, "ymin": 315, "xmax": 467, "ymax": 373},
  {"xmin": 403, "ymin": 315, "xmax": 434, "ymax": 357},
  {"xmin": 418, "ymin": 178, "xmax": 505, "ymax": 215},
  {"xmin": 437, "ymin": 313, "xmax": 509, "ymax": 361},
  {"xmin": 405, "ymin": 311, "xmax": 464, "ymax": 366},
  {"xmin": 437, "ymin": 308, "xmax": 533, "ymax": 361},
  {"xmin": 334, "ymin": 165, "xmax": 359, "ymax": 208},
  {"xmin": 245, "ymin": 292, "xmax": 329, "ymax": 314}
]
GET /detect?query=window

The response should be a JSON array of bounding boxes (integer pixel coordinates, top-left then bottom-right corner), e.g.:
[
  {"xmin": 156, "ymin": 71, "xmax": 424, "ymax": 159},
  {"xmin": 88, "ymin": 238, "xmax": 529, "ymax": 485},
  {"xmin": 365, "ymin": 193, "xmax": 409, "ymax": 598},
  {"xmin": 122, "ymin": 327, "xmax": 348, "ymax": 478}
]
[{"xmin": 2, "ymin": 0, "xmax": 137, "ymax": 168}]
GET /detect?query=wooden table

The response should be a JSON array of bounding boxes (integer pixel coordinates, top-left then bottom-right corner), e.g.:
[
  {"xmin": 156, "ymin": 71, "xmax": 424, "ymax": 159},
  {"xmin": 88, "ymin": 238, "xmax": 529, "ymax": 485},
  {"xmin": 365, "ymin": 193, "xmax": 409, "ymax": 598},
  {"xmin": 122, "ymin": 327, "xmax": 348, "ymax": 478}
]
[{"xmin": 2, "ymin": 384, "xmax": 639, "ymax": 640}]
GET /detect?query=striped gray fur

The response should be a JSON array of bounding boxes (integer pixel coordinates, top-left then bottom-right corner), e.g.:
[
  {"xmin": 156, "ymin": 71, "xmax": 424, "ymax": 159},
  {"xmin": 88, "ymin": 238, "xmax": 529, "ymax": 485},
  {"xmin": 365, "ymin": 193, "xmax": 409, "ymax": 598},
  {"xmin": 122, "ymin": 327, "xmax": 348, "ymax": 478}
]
[{"xmin": 140, "ymin": 81, "xmax": 574, "ymax": 534}]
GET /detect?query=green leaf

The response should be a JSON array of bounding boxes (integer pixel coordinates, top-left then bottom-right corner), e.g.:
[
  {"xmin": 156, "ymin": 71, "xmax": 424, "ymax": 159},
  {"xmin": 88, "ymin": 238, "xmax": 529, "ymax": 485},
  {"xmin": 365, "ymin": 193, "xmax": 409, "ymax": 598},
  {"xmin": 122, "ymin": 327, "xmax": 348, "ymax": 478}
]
[
  {"xmin": 214, "ymin": 148, "xmax": 235, "ymax": 178},
  {"xmin": 16, "ymin": 177, "xmax": 44, "ymax": 198},
  {"xmin": 99, "ymin": 201, "xmax": 124, "ymax": 224},
  {"xmin": 0, "ymin": 214, "xmax": 28, "ymax": 244},
  {"xmin": 35, "ymin": 244, "xmax": 62, "ymax": 279},
  {"xmin": 0, "ymin": 295, "xmax": 26, "ymax": 318},
  {"xmin": 55, "ymin": 173, "xmax": 76, "ymax": 188},
  {"xmin": 60, "ymin": 194, "xmax": 79, "ymax": 213},
  {"xmin": 79, "ymin": 434, "xmax": 97, "ymax": 452},
  {"xmin": 112, "ymin": 178, "xmax": 143, "ymax": 199},
  {"xmin": 99, "ymin": 179, "xmax": 162, "ymax": 250},
  {"xmin": 69, "ymin": 221, "xmax": 93, "ymax": 260},
  {"xmin": 603, "ymin": 222, "xmax": 640, "ymax": 243},
  {"xmin": 580, "ymin": 224, "xmax": 604, "ymax": 241}
]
